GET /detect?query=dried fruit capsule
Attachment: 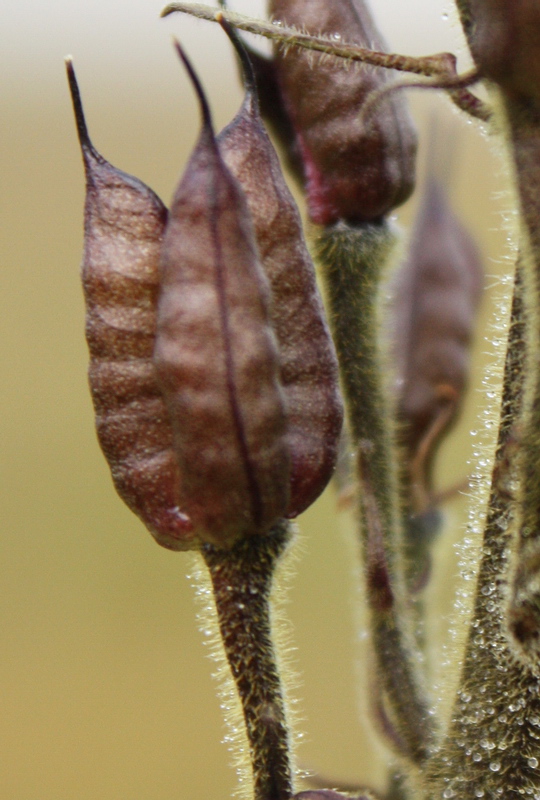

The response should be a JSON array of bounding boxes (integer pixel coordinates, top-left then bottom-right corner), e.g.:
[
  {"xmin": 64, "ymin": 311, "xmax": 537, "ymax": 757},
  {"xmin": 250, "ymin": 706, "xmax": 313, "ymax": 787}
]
[
  {"xmin": 217, "ymin": 21, "xmax": 343, "ymax": 516},
  {"xmin": 268, "ymin": 0, "xmax": 417, "ymax": 224},
  {"xmin": 467, "ymin": 0, "xmax": 540, "ymax": 101},
  {"xmin": 391, "ymin": 175, "xmax": 483, "ymax": 458},
  {"xmin": 66, "ymin": 58, "xmax": 196, "ymax": 551},
  {"xmin": 154, "ymin": 45, "xmax": 289, "ymax": 547}
]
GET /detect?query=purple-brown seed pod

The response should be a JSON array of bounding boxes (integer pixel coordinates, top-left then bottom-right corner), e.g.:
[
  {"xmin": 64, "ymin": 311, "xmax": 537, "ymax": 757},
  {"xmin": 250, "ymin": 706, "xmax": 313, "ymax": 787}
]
[
  {"xmin": 467, "ymin": 0, "xmax": 540, "ymax": 101},
  {"xmin": 154, "ymin": 44, "xmax": 290, "ymax": 548},
  {"xmin": 217, "ymin": 21, "xmax": 344, "ymax": 517},
  {"xmin": 391, "ymin": 176, "xmax": 484, "ymax": 458},
  {"xmin": 66, "ymin": 58, "xmax": 196, "ymax": 551},
  {"xmin": 268, "ymin": 0, "xmax": 417, "ymax": 224}
]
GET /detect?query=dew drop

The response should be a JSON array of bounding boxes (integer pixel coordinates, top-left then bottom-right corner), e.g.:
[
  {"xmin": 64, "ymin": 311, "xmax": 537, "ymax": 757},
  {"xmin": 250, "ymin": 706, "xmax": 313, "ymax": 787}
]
[
  {"xmin": 528, "ymin": 757, "xmax": 539, "ymax": 768},
  {"xmin": 489, "ymin": 761, "xmax": 501, "ymax": 772},
  {"xmin": 480, "ymin": 739, "xmax": 495, "ymax": 750}
]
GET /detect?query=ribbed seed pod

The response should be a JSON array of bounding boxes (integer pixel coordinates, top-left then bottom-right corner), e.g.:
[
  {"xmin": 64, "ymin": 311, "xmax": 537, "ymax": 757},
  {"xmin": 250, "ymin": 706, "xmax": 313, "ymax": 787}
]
[
  {"xmin": 154, "ymin": 45, "xmax": 289, "ymax": 548},
  {"xmin": 268, "ymin": 0, "xmax": 417, "ymax": 224},
  {"xmin": 392, "ymin": 176, "xmax": 484, "ymax": 458},
  {"xmin": 66, "ymin": 59, "xmax": 196, "ymax": 552},
  {"xmin": 217, "ymin": 22, "xmax": 343, "ymax": 517}
]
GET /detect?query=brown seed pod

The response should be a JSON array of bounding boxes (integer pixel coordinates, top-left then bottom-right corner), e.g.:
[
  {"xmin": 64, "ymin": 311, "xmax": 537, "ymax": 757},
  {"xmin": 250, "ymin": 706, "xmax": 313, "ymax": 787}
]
[
  {"xmin": 391, "ymin": 175, "xmax": 484, "ymax": 465},
  {"xmin": 154, "ymin": 44, "xmax": 289, "ymax": 548},
  {"xmin": 217, "ymin": 20, "xmax": 343, "ymax": 517},
  {"xmin": 467, "ymin": 0, "xmax": 540, "ymax": 101},
  {"xmin": 66, "ymin": 58, "xmax": 196, "ymax": 552},
  {"xmin": 268, "ymin": 0, "xmax": 417, "ymax": 224}
]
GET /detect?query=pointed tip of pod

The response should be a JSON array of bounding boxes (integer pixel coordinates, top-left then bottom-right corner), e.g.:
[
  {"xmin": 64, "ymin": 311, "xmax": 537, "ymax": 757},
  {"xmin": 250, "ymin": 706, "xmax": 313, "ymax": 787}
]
[
  {"xmin": 65, "ymin": 56, "xmax": 95, "ymax": 157},
  {"xmin": 217, "ymin": 12, "xmax": 258, "ymax": 104},
  {"xmin": 172, "ymin": 38, "xmax": 214, "ymax": 135}
]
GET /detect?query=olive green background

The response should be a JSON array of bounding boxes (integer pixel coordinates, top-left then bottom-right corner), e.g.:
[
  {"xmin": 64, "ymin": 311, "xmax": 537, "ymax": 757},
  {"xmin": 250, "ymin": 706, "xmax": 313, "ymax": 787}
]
[{"xmin": 1, "ymin": 1, "xmax": 511, "ymax": 798}]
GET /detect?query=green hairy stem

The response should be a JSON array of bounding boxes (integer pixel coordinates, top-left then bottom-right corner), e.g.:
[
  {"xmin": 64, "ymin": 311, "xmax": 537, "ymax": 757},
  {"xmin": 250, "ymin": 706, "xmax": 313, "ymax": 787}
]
[
  {"xmin": 202, "ymin": 522, "xmax": 295, "ymax": 800},
  {"xmin": 423, "ymin": 264, "xmax": 532, "ymax": 799},
  {"xmin": 316, "ymin": 222, "xmax": 434, "ymax": 767}
]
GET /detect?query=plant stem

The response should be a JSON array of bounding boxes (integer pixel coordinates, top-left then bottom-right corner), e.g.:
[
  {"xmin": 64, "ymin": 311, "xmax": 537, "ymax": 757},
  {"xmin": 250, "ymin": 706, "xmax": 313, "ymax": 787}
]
[
  {"xmin": 504, "ymin": 97, "xmax": 540, "ymax": 551},
  {"xmin": 202, "ymin": 521, "xmax": 294, "ymax": 800},
  {"xmin": 162, "ymin": 3, "xmax": 462, "ymax": 79},
  {"xmin": 423, "ymin": 264, "xmax": 537, "ymax": 799},
  {"xmin": 316, "ymin": 221, "xmax": 434, "ymax": 766}
]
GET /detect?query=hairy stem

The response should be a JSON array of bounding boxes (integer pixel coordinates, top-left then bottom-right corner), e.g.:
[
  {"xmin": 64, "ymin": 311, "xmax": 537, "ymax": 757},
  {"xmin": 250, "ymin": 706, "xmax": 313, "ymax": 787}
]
[
  {"xmin": 162, "ymin": 2, "xmax": 488, "ymax": 121},
  {"xmin": 315, "ymin": 221, "xmax": 434, "ymax": 765},
  {"xmin": 505, "ymin": 97, "xmax": 540, "ymax": 552},
  {"xmin": 163, "ymin": 3, "xmax": 462, "ymax": 79},
  {"xmin": 500, "ymin": 96, "xmax": 540, "ymax": 667},
  {"xmin": 423, "ymin": 264, "xmax": 535, "ymax": 799},
  {"xmin": 202, "ymin": 522, "xmax": 294, "ymax": 800}
]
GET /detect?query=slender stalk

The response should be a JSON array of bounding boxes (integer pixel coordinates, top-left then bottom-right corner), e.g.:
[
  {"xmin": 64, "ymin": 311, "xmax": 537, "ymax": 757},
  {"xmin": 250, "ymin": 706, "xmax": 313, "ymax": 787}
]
[
  {"xmin": 202, "ymin": 521, "xmax": 294, "ymax": 800},
  {"xmin": 162, "ymin": 3, "xmax": 487, "ymax": 121},
  {"xmin": 315, "ymin": 221, "xmax": 434, "ymax": 766},
  {"xmin": 162, "ymin": 3, "xmax": 466, "ymax": 81},
  {"xmin": 357, "ymin": 69, "xmax": 491, "ymax": 124}
]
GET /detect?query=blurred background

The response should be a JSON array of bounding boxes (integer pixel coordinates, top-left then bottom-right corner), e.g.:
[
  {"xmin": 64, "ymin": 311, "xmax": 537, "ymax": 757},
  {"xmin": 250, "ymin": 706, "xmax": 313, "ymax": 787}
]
[{"xmin": 1, "ymin": 1, "xmax": 512, "ymax": 798}]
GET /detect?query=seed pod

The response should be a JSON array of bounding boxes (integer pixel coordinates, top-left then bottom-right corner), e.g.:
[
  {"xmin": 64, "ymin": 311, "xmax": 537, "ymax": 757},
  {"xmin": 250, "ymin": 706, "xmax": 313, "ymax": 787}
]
[
  {"xmin": 467, "ymin": 0, "xmax": 540, "ymax": 101},
  {"xmin": 66, "ymin": 59, "xmax": 196, "ymax": 551},
  {"xmin": 391, "ymin": 176, "xmax": 483, "ymax": 459},
  {"xmin": 217, "ymin": 21, "xmax": 343, "ymax": 516},
  {"xmin": 154, "ymin": 45, "xmax": 289, "ymax": 548},
  {"xmin": 268, "ymin": 0, "xmax": 417, "ymax": 224}
]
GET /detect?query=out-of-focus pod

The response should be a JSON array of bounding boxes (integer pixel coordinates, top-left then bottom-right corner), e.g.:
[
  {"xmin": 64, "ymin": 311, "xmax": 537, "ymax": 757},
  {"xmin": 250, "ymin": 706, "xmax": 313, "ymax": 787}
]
[
  {"xmin": 268, "ymin": 0, "xmax": 418, "ymax": 224},
  {"xmin": 391, "ymin": 175, "xmax": 483, "ymax": 462}
]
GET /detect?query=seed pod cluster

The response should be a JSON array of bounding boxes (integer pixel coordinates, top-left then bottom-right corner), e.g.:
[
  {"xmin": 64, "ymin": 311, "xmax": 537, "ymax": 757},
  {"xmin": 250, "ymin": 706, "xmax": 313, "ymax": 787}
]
[
  {"xmin": 391, "ymin": 176, "xmax": 484, "ymax": 461},
  {"xmin": 68, "ymin": 36, "xmax": 343, "ymax": 550},
  {"xmin": 268, "ymin": 0, "xmax": 418, "ymax": 224}
]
